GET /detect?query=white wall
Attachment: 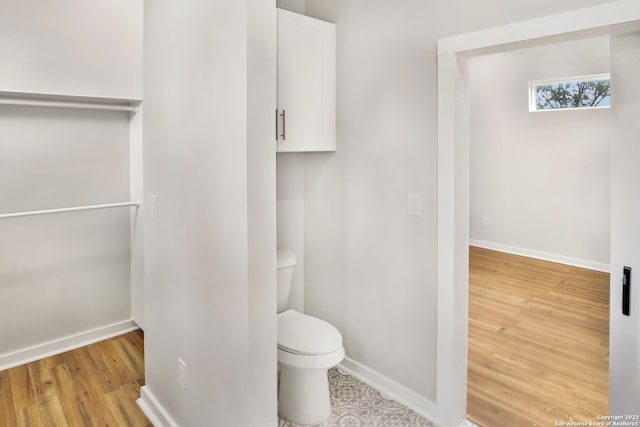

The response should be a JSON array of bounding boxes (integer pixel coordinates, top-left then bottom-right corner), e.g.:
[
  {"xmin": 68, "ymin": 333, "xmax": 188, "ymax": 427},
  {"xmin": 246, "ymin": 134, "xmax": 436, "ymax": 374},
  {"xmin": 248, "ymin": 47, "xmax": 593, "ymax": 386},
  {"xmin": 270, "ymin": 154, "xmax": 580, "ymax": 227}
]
[
  {"xmin": 0, "ymin": 107, "xmax": 132, "ymax": 356},
  {"xmin": 0, "ymin": 0, "xmax": 142, "ymax": 99},
  {"xmin": 143, "ymin": 1, "xmax": 276, "ymax": 426},
  {"xmin": 305, "ymin": 0, "xmax": 440, "ymax": 400},
  {"xmin": 303, "ymin": 0, "xmax": 618, "ymax": 416},
  {"xmin": 0, "ymin": 0, "xmax": 141, "ymax": 364},
  {"xmin": 469, "ymin": 37, "xmax": 611, "ymax": 269},
  {"xmin": 610, "ymin": 30, "xmax": 640, "ymax": 415},
  {"xmin": 276, "ymin": 154, "xmax": 306, "ymax": 312},
  {"xmin": 247, "ymin": 0, "xmax": 279, "ymax": 423},
  {"xmin": 276, "ymin": 0, "xmax": 305, "ymax": 14}
]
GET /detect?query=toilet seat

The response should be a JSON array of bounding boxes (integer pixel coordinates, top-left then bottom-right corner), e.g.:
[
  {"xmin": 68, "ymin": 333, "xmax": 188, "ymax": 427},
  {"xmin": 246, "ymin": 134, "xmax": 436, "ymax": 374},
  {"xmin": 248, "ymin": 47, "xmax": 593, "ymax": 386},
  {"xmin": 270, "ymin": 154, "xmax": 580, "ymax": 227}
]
[
  {"xmin": 278, "ymin": 345, "xmax": 345, "ymax": 370},
  {"xmin": 278, "ymin": 310, "xmax": 342, "ymax": 356}
]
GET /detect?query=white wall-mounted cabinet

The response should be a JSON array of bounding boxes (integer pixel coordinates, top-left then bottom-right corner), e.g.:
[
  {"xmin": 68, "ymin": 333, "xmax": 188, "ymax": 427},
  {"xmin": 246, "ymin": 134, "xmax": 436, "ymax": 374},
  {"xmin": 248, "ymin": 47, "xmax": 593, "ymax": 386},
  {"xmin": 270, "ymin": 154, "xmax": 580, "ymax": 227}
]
[{"xmin": 277, "ymin": 9, "xmax": 335, "ymax": 152}]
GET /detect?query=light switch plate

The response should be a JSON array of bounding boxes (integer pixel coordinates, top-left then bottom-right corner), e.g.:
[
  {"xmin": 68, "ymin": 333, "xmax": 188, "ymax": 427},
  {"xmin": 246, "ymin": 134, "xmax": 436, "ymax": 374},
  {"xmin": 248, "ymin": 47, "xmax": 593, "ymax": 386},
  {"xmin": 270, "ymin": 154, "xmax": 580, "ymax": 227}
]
[
  {"xmin": 150, "ymin": 196, "xmax": 158, "ymax": 219},
  {"xmin": 408, "ymin": 193, "xmax": 422, "ymax": 216}
]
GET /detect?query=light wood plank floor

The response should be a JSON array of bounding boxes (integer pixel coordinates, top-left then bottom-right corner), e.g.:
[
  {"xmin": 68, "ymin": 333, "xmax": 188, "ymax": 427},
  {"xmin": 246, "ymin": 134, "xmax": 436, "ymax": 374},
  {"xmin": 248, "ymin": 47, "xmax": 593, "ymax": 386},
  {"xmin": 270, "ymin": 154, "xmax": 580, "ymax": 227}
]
[
  {"xmin": 0, "ymin": 330, "xmax": 151, "ymax": 427},
  {"xmin": 468, "ymin": 247, "xmax": 610, "ymax": 427}
]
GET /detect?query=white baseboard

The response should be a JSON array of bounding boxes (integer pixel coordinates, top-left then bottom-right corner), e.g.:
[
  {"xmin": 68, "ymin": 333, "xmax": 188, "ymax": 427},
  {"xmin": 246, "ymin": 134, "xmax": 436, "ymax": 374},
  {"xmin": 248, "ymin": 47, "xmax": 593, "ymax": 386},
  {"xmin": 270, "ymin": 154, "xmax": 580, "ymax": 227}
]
[
  {"xmin": 469, "ymin": 239, "xmax": 610, "ymax": 273},
  {"xmin": 339, "ymin": 357, "xmax": 445, "ymax": 427},
  {"xmin": 0, "ymin": 319, "xmax": 139, "ymax": 371},
  {"xmin": 138, "ymin": 386, "xmax": 181, "ymax": 427}
]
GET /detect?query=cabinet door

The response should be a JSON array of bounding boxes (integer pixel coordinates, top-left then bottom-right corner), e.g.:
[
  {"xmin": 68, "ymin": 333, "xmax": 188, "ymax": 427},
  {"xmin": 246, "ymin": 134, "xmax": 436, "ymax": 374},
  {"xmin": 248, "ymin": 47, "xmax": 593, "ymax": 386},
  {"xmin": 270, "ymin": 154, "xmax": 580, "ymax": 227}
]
[{"xmin": 277, "ymin": 9, "xmax": 335, "ymax": 152}]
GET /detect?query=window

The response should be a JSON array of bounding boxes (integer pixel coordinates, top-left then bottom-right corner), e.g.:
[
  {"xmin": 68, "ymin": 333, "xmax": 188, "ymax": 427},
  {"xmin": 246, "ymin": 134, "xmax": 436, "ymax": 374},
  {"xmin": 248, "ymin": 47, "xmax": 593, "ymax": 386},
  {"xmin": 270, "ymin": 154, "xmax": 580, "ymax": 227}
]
[{"xmin": 529, "ymin": 73, "xmax": 611, "ymax": 111}]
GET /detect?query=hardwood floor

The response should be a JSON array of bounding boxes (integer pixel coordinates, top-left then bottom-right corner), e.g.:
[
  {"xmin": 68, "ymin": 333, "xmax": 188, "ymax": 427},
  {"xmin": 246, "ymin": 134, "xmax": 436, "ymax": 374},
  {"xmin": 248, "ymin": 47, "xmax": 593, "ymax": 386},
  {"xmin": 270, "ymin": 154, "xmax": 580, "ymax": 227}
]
[
  {"xmin": 0, "ymin": 330, "xmax": 151, "ymax": 427},
  {"xmin": 467, "ymin": 247, "xmax": 610, "ymax": 427}
]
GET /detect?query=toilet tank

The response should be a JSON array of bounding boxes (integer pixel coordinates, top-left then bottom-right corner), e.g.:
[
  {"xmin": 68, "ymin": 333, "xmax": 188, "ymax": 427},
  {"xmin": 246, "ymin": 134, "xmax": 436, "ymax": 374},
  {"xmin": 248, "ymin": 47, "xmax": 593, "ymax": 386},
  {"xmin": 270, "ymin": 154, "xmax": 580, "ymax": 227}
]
[{"xmin": 277, "ymin": 249, "xmax": 296, "ymax": 313}]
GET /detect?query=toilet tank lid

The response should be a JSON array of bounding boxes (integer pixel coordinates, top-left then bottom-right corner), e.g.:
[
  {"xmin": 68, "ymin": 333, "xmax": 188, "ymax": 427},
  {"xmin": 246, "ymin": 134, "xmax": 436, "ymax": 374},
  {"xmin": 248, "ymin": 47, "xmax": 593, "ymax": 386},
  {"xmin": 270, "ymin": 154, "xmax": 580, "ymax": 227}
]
[{"xmin": 277, "ymin": 249, "xmax": 296, "ymax": 269}]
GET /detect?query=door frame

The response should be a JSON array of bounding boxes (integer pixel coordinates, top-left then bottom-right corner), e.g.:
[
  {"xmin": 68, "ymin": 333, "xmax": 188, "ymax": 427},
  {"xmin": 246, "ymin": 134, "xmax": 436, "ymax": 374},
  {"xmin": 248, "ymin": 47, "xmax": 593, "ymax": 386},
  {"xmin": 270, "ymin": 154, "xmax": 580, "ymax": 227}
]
[{"xmin": 435, "ymin": 2, "xmax": 640, "ymax": 425}]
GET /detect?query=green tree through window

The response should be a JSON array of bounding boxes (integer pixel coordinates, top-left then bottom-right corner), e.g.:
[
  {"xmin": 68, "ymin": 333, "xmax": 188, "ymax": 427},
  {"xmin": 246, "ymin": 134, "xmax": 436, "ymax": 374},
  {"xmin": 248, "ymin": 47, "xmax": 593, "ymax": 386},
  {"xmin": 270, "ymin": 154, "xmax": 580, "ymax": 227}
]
[{"xmin": 534, "ymin": 79, "xmax": 611, "ymax": 110}]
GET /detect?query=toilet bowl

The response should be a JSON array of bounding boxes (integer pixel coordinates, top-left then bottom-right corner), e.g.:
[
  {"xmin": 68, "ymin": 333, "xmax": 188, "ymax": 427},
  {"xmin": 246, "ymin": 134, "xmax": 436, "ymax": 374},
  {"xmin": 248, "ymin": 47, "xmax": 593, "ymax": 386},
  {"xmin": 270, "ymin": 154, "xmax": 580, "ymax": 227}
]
[{"xmin": 277, "ymin": 251, "xmax": 344, "ymax": 425}]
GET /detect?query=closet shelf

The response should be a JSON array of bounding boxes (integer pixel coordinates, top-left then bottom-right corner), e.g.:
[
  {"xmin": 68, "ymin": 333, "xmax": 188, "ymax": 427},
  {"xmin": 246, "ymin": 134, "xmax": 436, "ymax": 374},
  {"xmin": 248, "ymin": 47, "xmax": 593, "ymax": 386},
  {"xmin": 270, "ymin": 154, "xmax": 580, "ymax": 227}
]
[
  {"xmin": 0, "ymin": 91, "xmax": 141, "ymax": 112},
  {"xmin": 0, "ymin": 201, "xmax": 141, "ymax": 220}
]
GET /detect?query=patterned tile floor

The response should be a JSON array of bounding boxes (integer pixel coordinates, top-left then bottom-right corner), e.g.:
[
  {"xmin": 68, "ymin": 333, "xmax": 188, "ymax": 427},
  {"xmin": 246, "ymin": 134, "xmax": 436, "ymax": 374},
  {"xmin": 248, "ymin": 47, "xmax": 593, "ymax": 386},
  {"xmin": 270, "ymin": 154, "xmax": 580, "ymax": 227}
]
[{"xmin": 279, "ymin": 368, "xmax": 435, "ymax": 427}]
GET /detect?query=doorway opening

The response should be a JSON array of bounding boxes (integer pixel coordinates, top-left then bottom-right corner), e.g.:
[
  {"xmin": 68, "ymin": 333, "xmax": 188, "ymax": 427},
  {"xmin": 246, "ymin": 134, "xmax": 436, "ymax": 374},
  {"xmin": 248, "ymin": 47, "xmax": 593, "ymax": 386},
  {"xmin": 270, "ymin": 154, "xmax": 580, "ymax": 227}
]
[
  {"xmin": 466, "ymin": 36, "xmax": 611, "ymax": 425},
  {"xmin": 436, "ymin": 4, "xmax": 640, "ymax": 426}
]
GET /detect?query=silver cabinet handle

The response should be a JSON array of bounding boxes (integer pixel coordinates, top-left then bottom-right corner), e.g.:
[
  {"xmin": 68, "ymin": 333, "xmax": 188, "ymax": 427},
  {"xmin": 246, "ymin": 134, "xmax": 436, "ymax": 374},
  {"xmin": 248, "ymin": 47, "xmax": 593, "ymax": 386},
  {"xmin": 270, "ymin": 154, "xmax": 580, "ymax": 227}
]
[{"xmin": 280, "ymin": 110, "xmax": 286, "ymax": 141}]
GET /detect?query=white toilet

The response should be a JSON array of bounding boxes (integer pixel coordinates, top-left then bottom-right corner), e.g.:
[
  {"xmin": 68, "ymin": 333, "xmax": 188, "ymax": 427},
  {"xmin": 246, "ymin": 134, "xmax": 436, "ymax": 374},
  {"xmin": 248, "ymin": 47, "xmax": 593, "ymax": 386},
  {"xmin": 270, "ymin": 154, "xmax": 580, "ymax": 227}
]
[{"xmin": 277, "ymin": 249, "xmax": 345, "ymax": 425}]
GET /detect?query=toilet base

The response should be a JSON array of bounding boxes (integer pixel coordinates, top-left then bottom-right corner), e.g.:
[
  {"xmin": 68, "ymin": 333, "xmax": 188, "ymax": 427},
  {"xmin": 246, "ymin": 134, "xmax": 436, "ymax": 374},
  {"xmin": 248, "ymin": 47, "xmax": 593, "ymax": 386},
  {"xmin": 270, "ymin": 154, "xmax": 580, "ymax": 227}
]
[{"xmin": 278, "ymin": 365, "xmax": 331, "ymax": 425}]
